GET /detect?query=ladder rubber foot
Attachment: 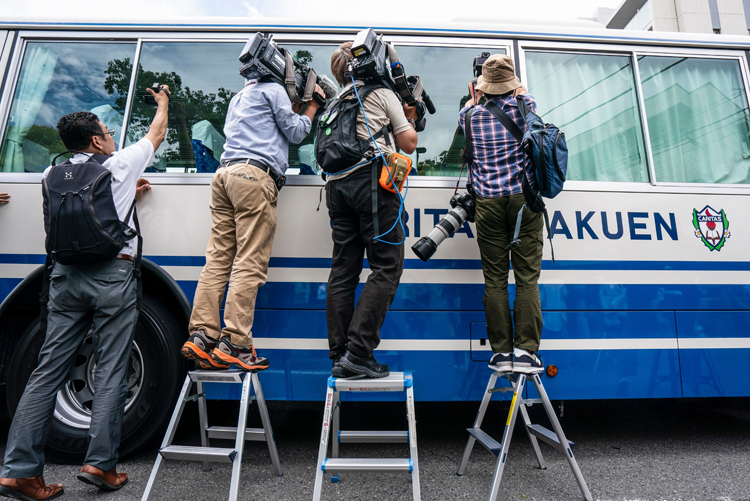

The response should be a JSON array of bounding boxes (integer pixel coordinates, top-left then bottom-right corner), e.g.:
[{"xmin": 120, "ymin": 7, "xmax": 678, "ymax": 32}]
[{"xmin": 331, "ymin": 474, "xmax": 339, "ymax": 483}]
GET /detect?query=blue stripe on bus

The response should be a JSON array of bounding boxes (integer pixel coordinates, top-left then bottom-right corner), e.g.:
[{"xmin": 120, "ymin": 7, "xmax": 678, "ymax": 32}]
[
  {"xmin": 3, "ymin": 22, "xmax": 748, "ymax": 48},
  {"xmin": 4, "ymin": 253, "xmax": 750, "ymax": 271}
]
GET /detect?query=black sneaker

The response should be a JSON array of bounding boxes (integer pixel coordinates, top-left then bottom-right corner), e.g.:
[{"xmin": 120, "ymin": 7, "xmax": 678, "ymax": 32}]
[
  {"xmin": 513, "ymin": 351, "xmax": 544, "ymax": 374},
  {"xmin": 331, "ymin": 355, "xmax": 364, "ymax": 379},
  {"xmin": 488, "ymin": 353, "xmax": 513, "ymax": 372},
  {"xmin": 340, "ymin": 351, "xmax": 390, "ymax": 379}
]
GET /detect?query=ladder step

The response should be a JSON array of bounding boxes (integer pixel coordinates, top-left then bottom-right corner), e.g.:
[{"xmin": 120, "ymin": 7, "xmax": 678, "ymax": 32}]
[
  {"xmin": 322, "ymin": 458, "xmax": 412, "ymax": 473},
  {"xmin": 159, "ymin": 445, "xmax": 237, "ymax": 463},
  {"xmin": 328, "ymin": 372, "xmax": 413, "ymax": 392},
  {"xmin": 339, "ymin": 431, "xmax": 408, "ymax": 443},
  {"xmin": 527, "ymin": 424, "xmax": 575, "ymax": 451},
  {"xmin": 467, "ymin": 427, "xmax": 502, "ymax": 457},
  {"xmin": 188, "ymin": 369, "xmax": 247, "ymax": 383},
  {"xmin": 206, "ymin": 426, "xmax": 267, "ymax": 441}
]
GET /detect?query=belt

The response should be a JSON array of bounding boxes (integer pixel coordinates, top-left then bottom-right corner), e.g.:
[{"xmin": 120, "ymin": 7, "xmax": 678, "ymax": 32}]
[
  {"xmin": 221, "ymin": 158, "xmax": 286, "ymax": 190},
  {"xmin": 115, "ymin": 253, "xmax": 134, "ymax": 262}
]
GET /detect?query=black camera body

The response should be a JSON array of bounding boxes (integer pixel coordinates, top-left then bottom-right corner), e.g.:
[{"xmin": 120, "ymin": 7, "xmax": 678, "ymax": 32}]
[
  {"xmin": 348, "ymin": 28, "xmax": 435, "ymax": 132},
  {"xmin": 472, "ymin": 51, "xmax": 491, "ymax": 87},
  {"xmin": 450, "ymin": 191, "xmax": 476, "ymax": 223}
]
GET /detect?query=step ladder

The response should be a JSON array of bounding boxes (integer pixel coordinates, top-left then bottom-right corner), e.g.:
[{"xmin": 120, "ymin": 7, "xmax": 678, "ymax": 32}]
[
  {"xmin": 313, "ymin": 372, "xmax": 420, "ymax": 501},
  {"xmin": 456, "ymin": 372, "xmax": 592, "ymax": 501},
  {"xmin": 141, "ymin": 370, "xmax": 283, "ymax": 501}
]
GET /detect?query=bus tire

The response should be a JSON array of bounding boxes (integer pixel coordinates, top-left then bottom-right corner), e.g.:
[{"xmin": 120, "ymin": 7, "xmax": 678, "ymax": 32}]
[{"xmin": 5, "ymin": 295, "xmax": 187, "ymax": 464}]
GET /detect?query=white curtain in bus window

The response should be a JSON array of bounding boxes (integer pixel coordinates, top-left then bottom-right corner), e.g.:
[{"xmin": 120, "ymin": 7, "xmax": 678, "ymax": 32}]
[
  {"xmin": 638, "ymin": 56, "xmax": 750, "ymax": 184},
  {"xmin": 525, "ymin": 51, "xmax": 648, "ymax": 183},
  {"xmin": 0, "ymin": 42, "xmax": 135, "ymax": 173}
]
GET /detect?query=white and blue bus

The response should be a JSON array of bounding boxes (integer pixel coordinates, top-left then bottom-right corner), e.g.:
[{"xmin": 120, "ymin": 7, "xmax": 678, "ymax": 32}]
[{"xmin": 0, "ymin": 18, "xmax": 748, "ymax": 462}]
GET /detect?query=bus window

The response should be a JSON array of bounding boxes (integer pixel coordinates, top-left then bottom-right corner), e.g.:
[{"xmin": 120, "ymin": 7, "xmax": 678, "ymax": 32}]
[
  {"xmin": 123, "ymin": 42, "xmax": 244, "ymax": 174},
  {"xmin": 637, "ymin": 56, "xmax": 750, "ymax": 184},
  {"xmin": 525, "ymin": 51, "xmax": 648, "ymax": 183},
  {"xmin": 0, "ymin": 41, "xmax": 136, "ymax": 173},
  {"xmin": 395, "ymin": 45, "xmax": 507, "ymax": 177}
]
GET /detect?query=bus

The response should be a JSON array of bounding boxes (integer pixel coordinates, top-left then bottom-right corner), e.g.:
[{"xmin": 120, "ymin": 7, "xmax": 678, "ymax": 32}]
[{"xmin": 0, "ymin": 18, "xmax": 748, "ymax": 464}]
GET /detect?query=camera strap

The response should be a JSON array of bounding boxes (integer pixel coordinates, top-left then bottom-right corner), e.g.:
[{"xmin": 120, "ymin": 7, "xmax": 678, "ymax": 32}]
[{"xmin": 284, "ymin": 51, "xmax": 317, "ymax": 105}]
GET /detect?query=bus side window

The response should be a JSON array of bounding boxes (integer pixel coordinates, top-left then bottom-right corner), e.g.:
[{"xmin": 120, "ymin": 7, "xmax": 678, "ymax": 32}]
[
  {"xmin": 525, "ymin": 51, "xmax": 649, "ymax": 183},
  {"xmin": 122, "ymin": 42, "xmax": 245, "ymax": 174},
  {"xmin": 393, "ymin": 45, "xmax": 507, "ymax": 177},
  {"xmin": 638, "ymin": 56, "xmax": 750, "ymax": 184},
  {"xmin": 0, "ymin": 41, "xmax": 136, "ymax": 173}
]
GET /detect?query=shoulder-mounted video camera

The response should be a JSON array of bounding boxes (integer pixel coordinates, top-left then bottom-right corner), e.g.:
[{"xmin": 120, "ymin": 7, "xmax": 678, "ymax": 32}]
[
  {"xmin": 348, "ymin": 28, "xmax": 436, "ymax": 132},
  {"xmin": 239, "ymin": 32, "xmax": 335, "ymax": 107}
]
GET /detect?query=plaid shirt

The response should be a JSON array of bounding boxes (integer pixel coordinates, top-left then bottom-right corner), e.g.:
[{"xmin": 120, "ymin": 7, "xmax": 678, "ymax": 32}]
[{"xmin": 458, "ymin": 94, "xmax": 537, "ymax": 198}]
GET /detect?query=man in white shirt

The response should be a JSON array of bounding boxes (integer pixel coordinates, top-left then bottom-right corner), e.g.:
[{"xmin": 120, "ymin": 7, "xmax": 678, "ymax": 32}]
[{"xmin": 0, "ymin": 86, "xmax": 169, "ymax": 501}]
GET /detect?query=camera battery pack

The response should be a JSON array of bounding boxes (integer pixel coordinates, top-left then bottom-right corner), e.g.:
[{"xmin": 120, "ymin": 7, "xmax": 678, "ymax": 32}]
[{"xmin": 380, "ymin": 153, "xmax": 412, "ymax": 193}]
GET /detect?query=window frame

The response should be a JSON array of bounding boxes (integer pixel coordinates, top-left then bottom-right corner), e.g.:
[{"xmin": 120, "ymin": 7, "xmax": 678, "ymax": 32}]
[{"xmin": 518, "ymin": 39, "xmax": 750, "ymax": 191}]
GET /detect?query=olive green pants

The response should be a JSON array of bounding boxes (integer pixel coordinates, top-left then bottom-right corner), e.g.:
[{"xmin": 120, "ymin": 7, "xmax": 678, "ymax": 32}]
[{"xmin": 475, "ymin": 193, "xmax": 543, "ymax": 354}]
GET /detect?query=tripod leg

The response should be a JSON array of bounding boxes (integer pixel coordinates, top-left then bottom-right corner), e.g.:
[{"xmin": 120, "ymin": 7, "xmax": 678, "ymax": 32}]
[
  {"xmin": 487, "ymin": 374, "xmax": 526, "ymax": 501},
  {"xmin": 313, "ymin": 384, "xmax": 335, "ymax": 501},
  {"xmin": 519, "ymin": 402, "xmax": 546, "ymax": 470},
  {"xmin": 531, "ymin": 374, "xmax": 593, "ymax": 501},
  {"xmin": 457, "ymin": 373, "xmax": 498, "ymax": 475}
]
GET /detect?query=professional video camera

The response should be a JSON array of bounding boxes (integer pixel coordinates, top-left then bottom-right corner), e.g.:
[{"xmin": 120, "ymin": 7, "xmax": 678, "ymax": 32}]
[
  {"xmin": 238, "ymin": 32, "xmax": 336, "ymax": 107},
  {"xmin": 412, "ymin": 189, "xmax": 476, "ymax": 262},
  {"xmin": 348, "ymin": 28, "xmax": 436, "ymax": 132}
]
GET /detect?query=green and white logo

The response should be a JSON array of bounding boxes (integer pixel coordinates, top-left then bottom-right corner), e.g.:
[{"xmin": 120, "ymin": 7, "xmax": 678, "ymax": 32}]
[{"xmin": 692, "ymin": 206, "xmax": 730, "ymax": 251}]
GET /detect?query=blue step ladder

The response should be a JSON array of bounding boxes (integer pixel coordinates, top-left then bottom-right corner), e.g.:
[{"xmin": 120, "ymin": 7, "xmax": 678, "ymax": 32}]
[{"xmin": 312, "ymin": 372, "xmax": 420, "ymax": 500}]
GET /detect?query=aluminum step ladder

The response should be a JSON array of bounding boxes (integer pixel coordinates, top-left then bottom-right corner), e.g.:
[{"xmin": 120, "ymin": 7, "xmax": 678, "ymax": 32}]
[
  {"xmin": 141, "ymin": 370, "xmax": 283, "ymax": 501},
  {"xmin": 313, "ymin": 372, "xmax": 420, "ymax": 501},
  {"xmin": 457, "ymin": 372, "xmax": 592, "ymax": 501}
]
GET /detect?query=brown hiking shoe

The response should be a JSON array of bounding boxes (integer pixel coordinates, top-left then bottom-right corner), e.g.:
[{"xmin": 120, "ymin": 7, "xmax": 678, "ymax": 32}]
[
  {"xmin": 181, "ymin": 330, "xmax": 229, "ymax": 370},
  {"xmin": 0, "ymin": 475, "xmax": 63, "ymax": 500},
  {"xmin": 76, "ymin": 465, "xmax": 128, "ymax": 491},
  {"xmin": 211, "ymin": 338, "xmax": 269, "ymax": 371}
]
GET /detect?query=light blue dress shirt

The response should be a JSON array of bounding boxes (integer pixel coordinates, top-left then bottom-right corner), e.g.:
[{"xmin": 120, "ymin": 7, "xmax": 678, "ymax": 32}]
[{"xmin": 221, "ymin": 80, "xmax": 312, "ymax": 177}]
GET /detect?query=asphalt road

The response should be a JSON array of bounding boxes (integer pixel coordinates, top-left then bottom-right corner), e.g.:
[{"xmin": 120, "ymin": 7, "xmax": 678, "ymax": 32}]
[{"xmin": 1, "ymin": 396, "xmax": 749, "ymax": 501}]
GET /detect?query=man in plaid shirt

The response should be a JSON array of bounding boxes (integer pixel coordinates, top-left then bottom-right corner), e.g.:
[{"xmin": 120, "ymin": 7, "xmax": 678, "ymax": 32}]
[{"xmin": 458, "ymin": 55, "xmax": 544, "ymax": 375}]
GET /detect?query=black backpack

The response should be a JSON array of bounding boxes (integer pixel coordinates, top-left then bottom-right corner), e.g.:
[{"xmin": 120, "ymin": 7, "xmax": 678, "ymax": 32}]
[
  {"xmin": 42, "ymin": 151, "xmax": 139, "ymax": 265},
  {"xmin": 314, "ymin": 83, "xmax": 391, "ymax": 174}
]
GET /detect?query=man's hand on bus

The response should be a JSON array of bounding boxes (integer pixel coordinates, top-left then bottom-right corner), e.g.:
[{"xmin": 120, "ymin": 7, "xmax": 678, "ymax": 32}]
[
  {"xmin": 0, "ymin": 193, "xmax": 9, "ymax": 205},
  {"xmin": 145, "ymin": 84, "xmax": 170, "ymax": 151},
  {"xmin": 135, "ymin": 179, "xmax": 151, "ymax": 200}
]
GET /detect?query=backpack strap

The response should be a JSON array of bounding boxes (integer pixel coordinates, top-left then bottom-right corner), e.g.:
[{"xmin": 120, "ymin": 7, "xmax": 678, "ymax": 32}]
[
  {"xmin": 39, "ymin": 254, "xmax": 54, "ymax": 338},
  {"xmin": 126, "ymin": 198, "xmax": 144, "ymax": 311},
  {"xmin": 516, "ymin": 96, "xmax": 532, "ymax": 123}
]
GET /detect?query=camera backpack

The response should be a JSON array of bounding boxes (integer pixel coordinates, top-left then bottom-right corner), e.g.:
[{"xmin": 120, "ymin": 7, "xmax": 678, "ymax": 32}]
[
  {"xmin": 43, "ymin": 151, "xmax": 139, "ymax": 265},
  {"xmin": 314, "ymin": 83, "xmax": 390, "ymax": 174}
]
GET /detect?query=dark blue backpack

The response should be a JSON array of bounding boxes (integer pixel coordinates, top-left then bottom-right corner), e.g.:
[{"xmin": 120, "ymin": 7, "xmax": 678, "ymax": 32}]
[{"xmin": 479, "ymin": 97, "xmax": 567, "ymax": 262}]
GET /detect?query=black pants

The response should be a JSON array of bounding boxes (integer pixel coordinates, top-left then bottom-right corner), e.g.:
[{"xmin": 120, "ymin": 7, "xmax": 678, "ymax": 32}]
[{"xmin": 325, "ymin": 165, "xmax": 405, "ymax": 359}]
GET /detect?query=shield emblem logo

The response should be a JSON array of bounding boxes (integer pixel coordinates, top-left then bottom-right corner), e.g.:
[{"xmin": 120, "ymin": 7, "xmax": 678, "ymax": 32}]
[{"xmin": 692, "ymin": 205, "xmax": 730, "ymax": 251}]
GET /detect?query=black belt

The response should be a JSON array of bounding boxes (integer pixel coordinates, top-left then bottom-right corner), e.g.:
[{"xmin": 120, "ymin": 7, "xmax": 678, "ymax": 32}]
[{"xmin": 220, "ymin": 158, "xmax": 286, "ymax": 190}]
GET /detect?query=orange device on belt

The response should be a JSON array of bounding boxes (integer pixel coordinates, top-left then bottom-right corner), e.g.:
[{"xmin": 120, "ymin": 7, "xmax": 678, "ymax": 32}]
[{"xmin": 379, "ymin": 153, "xmax": 412, "ymax": 193}]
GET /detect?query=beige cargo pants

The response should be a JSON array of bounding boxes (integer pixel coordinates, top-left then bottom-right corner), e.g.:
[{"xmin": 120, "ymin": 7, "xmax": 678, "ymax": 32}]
[{"xmin": 189, "ymin": 161, "xmax": 278, "ymax": 347}]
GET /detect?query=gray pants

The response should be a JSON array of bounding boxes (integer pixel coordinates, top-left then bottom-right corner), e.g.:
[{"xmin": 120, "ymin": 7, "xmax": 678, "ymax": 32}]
[{"xmin": 1, "ymin": 259, "xmax": 138, "ymax": 478}]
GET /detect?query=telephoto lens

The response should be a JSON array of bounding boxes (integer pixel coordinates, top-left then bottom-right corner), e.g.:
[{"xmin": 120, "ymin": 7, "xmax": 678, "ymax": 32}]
[{"xmin": 411, "ymin": 192, "xmax": 475, "ymax": 262}]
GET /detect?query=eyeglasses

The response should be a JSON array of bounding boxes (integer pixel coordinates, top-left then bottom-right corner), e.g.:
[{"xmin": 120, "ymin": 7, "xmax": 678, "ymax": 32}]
[{"xmin": 94, "ymin": 129, "xmax": 116, "ymax": 138}]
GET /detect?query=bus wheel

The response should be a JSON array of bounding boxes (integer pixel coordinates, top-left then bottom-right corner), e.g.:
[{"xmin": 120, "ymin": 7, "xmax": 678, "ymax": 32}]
[{"xmin": 5, "ymin": 295, "xmax": 187, "ymax": 464}]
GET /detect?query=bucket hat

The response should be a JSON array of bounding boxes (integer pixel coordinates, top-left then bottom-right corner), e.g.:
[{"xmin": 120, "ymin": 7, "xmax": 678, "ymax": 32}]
[{"xmin": 475, "ymin": 55, "xmax": 522, "ymax": 95}]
